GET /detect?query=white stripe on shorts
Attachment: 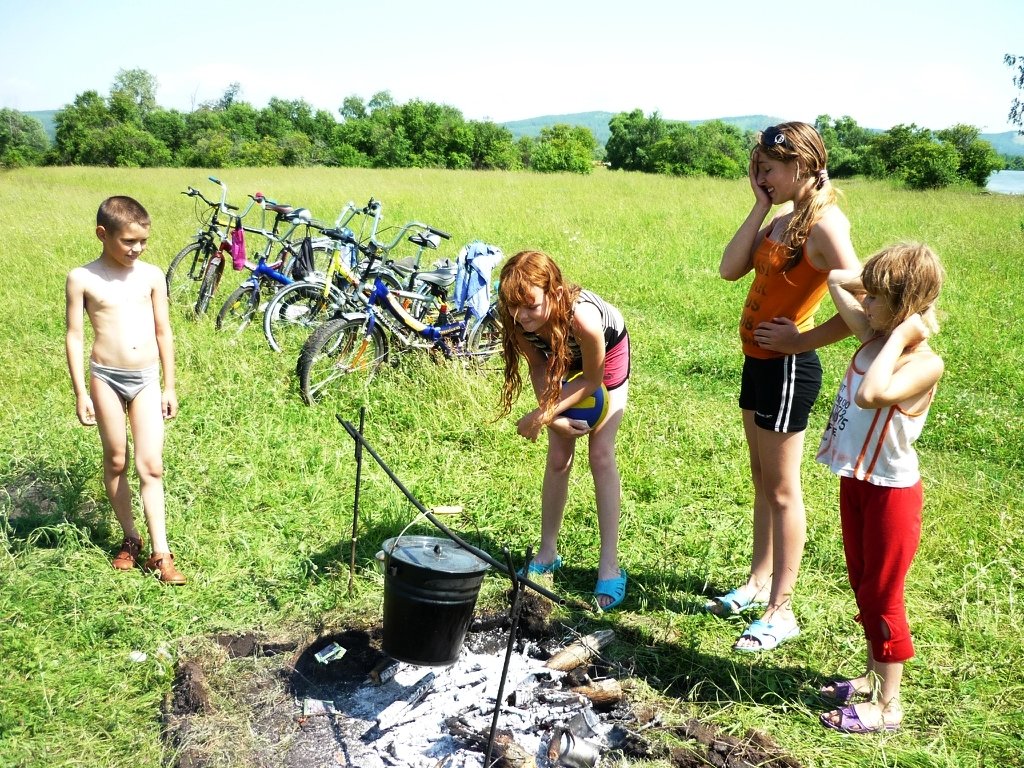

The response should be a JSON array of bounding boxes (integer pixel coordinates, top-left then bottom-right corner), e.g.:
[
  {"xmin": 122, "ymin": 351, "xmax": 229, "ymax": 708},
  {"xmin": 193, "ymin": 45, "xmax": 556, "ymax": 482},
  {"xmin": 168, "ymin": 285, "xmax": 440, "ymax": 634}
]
[{"xmin": 774, "ymin": 354, "xmax": 796, "ymax": 432}]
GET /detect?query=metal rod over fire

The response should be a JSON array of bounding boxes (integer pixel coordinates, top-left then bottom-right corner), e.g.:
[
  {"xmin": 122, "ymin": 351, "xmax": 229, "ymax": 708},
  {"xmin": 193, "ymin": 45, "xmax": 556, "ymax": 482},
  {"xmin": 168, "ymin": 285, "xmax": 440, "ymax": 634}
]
[{"xmin": 338, "ymin": 416, "xmax": 576, "ymax": 607}]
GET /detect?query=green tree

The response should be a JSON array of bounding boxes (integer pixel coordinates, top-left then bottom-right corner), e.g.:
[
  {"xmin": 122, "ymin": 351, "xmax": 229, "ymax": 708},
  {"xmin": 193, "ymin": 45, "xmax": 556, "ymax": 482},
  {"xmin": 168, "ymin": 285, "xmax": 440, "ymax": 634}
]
[
  {"xmin": 96, "ymin": 123, "xmax": 172, "ymax": 167},
  {"xmin": 815, "ymin": 114, "xmax": 873, "ymax": 177},
  {"xmin": 935, "ymin": 124, "xmax": 1003, "ymax": 187},
  {"xmin": 368, "ymin": 91, "xmax": 395, "ymax": 113},
  {"xmin": 257, "ymin": 98, "xmax": 316, "ymax": 140},
  {"xmin": 179, "ymin": 129, "xmax": 233, "ymax": 167},
  {"xmin": 221, "ymin": 101, "xmax": 260, "ymax": 144},
  {"xmin": 52, "ymin": 90, "xmax": 113, "ymax": 164},
  {"xmin": 867, "ymin": 123, "xmax": 934, "ymax": 177},
  {"xmin": 214, "ymin": 82, "xmax": 242, "ymax": 111},
  {"xmin": 606, "ymin": 109, "xmax": 667, "ymax": 172},
  {"xmin": 530, "ymin": 124, "xmax": 596, "ymax": 173},
  {"xmin": 339, "ymin": 96, "xmax": 367, "ymax": 122},
  {"xmin": 649, "ymin": 120, "xmax": 746, "ymax": 178},
  {"xmin": 279, "ymin": 130, "xmax": 314, "ymax": 166},
  {"xmin": 0, "ymin": 109, "xmax": 50, "ymax": 167},
  {"xmin": 468, "ymin": 121, "xmax": 521, "ymax": 170},
  {"xmin": 110, "ymin": 68, "xmax": 158, "ymax": 122},
  {"xmin": 143, "ymin": 108, "xmax": 187, "ymax": 158},
  {"xmin": 234, "ymin": 136, "xmax": 284, "ymax": 167},
  {"xmin": 901, "ymin": 141, "xmax": 960, "ymax": 189},
  {"xmin": 1005, "ymin": 54, "xmax": 1024, "ymax": 131}
]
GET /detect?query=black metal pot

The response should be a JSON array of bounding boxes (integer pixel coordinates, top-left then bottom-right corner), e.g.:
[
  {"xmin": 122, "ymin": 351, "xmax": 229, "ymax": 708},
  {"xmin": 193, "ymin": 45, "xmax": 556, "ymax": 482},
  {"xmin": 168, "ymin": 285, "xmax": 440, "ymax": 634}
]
[{"xmin": 381, "ymin": 535, "xmax": 490, "ymax": 666}]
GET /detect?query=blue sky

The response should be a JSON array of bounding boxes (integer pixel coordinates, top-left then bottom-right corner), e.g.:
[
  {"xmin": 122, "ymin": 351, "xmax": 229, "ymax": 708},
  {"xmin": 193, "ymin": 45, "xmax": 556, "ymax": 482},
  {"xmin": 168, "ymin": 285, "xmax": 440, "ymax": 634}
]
[{"xmin": 2, "ymin": 0, "xmax": 1023, "ymax": 132}]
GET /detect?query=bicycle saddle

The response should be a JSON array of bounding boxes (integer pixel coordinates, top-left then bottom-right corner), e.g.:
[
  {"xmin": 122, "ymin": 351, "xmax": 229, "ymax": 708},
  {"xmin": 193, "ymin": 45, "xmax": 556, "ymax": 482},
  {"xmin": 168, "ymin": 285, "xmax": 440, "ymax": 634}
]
[
  {"xmin": 416, "ymin": 265, "xmax": 456, "ymax": 288},
  {"xmin": 280, "ymin": 207, "xmax": 312, "ymax": 223}
]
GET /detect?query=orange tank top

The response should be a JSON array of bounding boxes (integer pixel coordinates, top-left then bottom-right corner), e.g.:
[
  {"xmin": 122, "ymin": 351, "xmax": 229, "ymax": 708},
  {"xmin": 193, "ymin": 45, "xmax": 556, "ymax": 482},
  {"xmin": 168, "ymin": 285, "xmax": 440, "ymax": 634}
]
[{"xmin": 739, "ymin": 238, "xmax": 829, "ymax": 359}]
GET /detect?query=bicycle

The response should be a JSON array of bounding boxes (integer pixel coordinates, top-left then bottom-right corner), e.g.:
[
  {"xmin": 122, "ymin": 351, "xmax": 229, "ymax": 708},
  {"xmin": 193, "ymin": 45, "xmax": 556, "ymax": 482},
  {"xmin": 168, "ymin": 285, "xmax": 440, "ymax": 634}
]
[
  {"xmin": 194, "ymin": 191, "xmax": 325, "ymax": 317},
  {"xmin": 262, "ymin": 200, "xmax": 455, "ymax": 353},
  {"xmin": 166, "ymin": 176, "xmax": 259, "ymax": 308},
  {"xmin": 213, "ymin": 206, "xmax": 318, "ymax": 333},
  {"xmin": 295, "ymin": 232, "xmax": 503, "ymax": 404}
]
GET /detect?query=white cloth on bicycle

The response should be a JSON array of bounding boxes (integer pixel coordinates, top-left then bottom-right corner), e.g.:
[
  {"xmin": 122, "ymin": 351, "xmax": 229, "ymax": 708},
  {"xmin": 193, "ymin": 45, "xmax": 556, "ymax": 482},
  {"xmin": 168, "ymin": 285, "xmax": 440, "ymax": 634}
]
[{"xmin": 452, "ymin": 241, "xmax": 503, "ymax": 318}]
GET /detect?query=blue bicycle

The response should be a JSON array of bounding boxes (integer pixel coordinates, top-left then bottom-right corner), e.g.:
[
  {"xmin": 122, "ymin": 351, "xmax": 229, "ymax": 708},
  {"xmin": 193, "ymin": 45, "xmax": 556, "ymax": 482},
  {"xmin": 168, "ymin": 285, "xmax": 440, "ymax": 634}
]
[{"xmin": 296, "ymin": 232, "xmax": 502, "ymax": 404}]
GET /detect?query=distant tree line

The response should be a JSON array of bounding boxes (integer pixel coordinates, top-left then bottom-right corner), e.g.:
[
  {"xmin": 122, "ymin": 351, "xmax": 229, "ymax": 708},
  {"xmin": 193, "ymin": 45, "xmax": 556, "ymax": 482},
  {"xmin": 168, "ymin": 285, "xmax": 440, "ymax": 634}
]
[
  {"xmin": 1, "ymin": 69, "xmax": 598, "ymax": 174},
  {"xmin": 604, "ymin": 109, "xmax": 1004, "ymax": 190},
  {"xmin": 0, "ymin": 68, "xmax": 1008, "ymax": 189}
]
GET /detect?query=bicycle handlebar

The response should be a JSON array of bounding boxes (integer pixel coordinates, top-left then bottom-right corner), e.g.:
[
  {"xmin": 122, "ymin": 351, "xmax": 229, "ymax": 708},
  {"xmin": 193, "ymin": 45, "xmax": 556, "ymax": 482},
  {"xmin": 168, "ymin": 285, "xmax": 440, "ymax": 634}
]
[{"xmin": 182, "ymin": 185, "xmax": 238, "ymax": 211}]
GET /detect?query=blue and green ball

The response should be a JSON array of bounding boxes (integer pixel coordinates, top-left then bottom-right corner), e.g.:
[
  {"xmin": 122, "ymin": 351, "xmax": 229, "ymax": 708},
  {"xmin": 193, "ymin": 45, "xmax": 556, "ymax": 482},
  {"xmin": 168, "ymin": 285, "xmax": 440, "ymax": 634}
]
[{"xmin": 562, "ymin": 373, "xmax": 610, "ymax": 428}]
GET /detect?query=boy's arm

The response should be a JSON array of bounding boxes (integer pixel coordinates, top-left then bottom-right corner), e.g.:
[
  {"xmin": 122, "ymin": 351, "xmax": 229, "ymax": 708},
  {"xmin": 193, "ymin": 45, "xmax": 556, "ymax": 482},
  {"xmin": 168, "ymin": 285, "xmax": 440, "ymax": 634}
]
[
  {"xmin": 151, "ymin": 267, "xmax": 178, "ymax": 419},
  {"xmin": 856, "ymin": 315, "xmax": 944, "ymax": 408},
  {"xmin": 65, "ymin": 270, "xmax": 95, "ymax": 426}
]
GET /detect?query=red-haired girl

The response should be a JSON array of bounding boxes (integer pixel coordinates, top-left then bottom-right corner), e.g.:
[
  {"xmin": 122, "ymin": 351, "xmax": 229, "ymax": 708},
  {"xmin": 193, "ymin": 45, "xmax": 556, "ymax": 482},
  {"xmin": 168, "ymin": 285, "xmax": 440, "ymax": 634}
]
[{"xmin": 497, "ymin": 250, "xmax": 630, "ymax": 610}]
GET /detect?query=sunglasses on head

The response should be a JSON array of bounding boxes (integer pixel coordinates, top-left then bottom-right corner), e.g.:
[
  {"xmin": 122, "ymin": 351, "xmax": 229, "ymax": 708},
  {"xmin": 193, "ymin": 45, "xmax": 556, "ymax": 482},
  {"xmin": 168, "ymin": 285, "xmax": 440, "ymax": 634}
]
[{"xmin": 761, "ymin": 126, "xmax": 787, "ymax": 147}]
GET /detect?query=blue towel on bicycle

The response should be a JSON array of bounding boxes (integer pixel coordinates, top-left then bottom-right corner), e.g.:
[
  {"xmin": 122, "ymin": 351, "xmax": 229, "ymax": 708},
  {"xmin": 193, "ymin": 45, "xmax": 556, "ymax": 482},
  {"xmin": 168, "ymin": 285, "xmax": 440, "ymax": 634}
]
[{"xmin": 452, "ymin": 241, "xmax": 504, "ymax": 319}]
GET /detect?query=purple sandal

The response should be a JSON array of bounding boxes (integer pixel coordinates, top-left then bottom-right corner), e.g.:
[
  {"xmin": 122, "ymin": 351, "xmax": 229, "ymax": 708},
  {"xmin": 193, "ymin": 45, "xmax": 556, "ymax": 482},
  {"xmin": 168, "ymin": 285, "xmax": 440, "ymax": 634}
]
[
  {"xmin": 820, "ymin": 704, "xmax": 901, "ymax": 734},
  {"xmin": 819, "ymin": 679, "xmax": 869, "ymax": 705}
]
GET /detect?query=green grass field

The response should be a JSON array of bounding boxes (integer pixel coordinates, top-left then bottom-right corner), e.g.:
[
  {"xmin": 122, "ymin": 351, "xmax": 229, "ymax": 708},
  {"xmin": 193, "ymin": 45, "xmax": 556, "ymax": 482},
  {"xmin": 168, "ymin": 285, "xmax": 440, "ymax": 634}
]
[{"xmin": 1, "ymin": 166, "xmax": 1022, "ymax": 767}]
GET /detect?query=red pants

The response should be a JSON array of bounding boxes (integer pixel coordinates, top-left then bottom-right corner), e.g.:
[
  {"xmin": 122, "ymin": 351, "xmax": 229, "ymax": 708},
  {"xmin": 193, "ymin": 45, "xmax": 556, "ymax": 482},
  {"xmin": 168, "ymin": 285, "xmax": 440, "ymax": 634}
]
[{"xmin": 839, "ymin": 476, "xmax": 922, "ymax": 663}]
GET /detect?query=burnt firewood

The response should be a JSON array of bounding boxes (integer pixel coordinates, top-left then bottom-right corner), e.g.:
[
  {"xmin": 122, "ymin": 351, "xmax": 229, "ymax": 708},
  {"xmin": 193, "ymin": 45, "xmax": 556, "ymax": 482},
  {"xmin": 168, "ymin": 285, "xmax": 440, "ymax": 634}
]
[
  {"xmin": 544, "ymin": 630, "xmax": 616, "ymax": 671},
  {"xmin": 445, "ymin": 717, "xmax": 537, "ymax": 768}
]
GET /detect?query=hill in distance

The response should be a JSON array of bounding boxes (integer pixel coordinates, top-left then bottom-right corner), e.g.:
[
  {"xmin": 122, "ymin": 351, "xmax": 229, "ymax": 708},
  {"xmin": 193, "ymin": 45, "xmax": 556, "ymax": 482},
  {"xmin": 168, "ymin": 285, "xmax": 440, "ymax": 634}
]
[
  {"xmin": 500, "ymin": 111, "xmax": 1024, "ymax": 157},
  {"xmin": 24, "ymin": 110, "xmax": 58, "ymax": 139},
  {"xmin": 23, "ymin": 108, "xmax": 1024, "ymax": 157},
  {"xmin": 500, "ymin": 111, "xmax": 784, "ymax": 146}
]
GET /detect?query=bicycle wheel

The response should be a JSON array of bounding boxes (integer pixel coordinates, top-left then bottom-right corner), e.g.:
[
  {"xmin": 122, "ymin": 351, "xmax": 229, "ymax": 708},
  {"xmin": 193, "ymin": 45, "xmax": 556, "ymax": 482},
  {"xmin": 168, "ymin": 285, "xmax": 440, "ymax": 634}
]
[
  {"xmin": 216, "ymin": 283, "xmax": 260, "ymax": 333},
  {"xmin": 298, "ymin": 317, "xmax": 389, "ymax": 404},
  {"xmin": 194, "ymin": 257, "xmax": 224, "ymax": 316},
  {"xmin": 166, "ymin": 241, "xmax": 211, "ymax": 306},
  {"xmin": 465, "ymin": 308, "xmax": 503, "ymax": 361},
  {"xmin": 263, "ymin": 280, "xmax": 350, "ymax": 353}
]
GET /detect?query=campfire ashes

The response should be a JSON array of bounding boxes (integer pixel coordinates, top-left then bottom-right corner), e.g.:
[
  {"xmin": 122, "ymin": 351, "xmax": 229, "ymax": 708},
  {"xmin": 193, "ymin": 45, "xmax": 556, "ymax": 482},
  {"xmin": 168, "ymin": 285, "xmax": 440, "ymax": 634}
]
[{"xmin": 164, "ymin": 600, "xmax": 801, "ymax": 768}]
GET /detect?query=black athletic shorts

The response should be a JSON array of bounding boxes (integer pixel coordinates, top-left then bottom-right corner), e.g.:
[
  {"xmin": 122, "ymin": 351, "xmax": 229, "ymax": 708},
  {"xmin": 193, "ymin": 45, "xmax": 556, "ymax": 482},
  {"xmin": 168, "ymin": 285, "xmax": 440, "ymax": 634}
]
[{"xmin": 739, "ymin": 351, "xmax": 823, "ymax": 433}]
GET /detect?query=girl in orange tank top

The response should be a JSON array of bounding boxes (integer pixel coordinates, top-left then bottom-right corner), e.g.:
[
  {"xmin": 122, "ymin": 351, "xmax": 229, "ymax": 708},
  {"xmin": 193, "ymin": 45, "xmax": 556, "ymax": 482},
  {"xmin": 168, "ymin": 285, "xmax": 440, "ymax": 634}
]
[{"xmin": 713, "ymin": 122, "xmax": 860, "ymax": 652}]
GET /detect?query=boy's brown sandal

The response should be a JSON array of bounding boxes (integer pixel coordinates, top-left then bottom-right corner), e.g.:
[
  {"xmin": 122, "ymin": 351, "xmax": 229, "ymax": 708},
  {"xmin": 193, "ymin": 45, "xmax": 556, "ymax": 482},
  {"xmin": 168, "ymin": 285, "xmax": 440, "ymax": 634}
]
[
  {"xmin": 111, "ymin": 536, "xmax": 144, "ymax": 570},
  {"xmin": 143, "ymin": 553, "xmax": 186, "ymax": 586}
]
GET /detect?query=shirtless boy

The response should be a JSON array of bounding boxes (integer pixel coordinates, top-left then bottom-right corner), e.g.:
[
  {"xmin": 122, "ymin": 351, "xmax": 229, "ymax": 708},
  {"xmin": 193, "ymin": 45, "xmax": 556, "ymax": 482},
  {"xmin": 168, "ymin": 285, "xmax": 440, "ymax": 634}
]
[{"xmin": 65, "ymin": 196, "xmax": 185, "ymax": 585}]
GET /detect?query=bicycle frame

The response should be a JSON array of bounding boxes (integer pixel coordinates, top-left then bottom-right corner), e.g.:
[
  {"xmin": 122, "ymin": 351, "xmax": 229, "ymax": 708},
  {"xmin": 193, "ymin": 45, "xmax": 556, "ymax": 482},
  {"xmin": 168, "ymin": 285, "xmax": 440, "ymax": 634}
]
[
  {"xmin": 196, "ymin": 193, "xmax": 317, "ymax": 314},
  {"xmin": 355, "ymin": 276, "xmax": 469, "ymax": 358},
  {"xmin": 238, "ymin": 255, "xmax": 293, "ymax": 291}
]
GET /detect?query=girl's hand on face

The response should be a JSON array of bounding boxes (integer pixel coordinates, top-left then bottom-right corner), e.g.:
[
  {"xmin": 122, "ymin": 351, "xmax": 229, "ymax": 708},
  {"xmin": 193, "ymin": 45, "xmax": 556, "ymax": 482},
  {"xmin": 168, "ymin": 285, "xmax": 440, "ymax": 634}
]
[
  {"xmin": 749, "ymin": 153, "xmax": 771, "ymax": 207},
  {"xmin": 516, "ymin": 409, "xmax": 545, "ymax": 442}
]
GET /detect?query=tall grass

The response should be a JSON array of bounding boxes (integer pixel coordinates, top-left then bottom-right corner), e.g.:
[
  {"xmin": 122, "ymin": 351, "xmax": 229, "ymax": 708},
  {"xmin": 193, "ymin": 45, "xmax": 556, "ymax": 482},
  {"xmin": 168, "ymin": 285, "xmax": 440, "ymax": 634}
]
[{"xmin": 1, "ymin": 167, "xmax": 1022, "ymax": 767}]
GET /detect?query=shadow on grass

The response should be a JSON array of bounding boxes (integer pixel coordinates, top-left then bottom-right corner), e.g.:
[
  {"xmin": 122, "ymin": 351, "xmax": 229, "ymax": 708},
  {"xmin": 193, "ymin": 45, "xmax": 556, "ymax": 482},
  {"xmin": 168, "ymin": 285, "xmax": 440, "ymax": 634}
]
[
  {"xmin": 0, "ymin": 459, "xmax": 114, "ymax": 551},
  {"xmin": 309, "ymin": 519, "xmax": 830, "ymax": 712}
]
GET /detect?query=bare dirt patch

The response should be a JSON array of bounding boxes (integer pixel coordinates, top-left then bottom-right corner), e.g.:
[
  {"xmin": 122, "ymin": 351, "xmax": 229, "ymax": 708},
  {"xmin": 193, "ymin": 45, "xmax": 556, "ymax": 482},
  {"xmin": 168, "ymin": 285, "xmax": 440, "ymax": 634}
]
[{"xmin": 162, "ymin": 597, "xmax": 800, "ymax": 768}]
